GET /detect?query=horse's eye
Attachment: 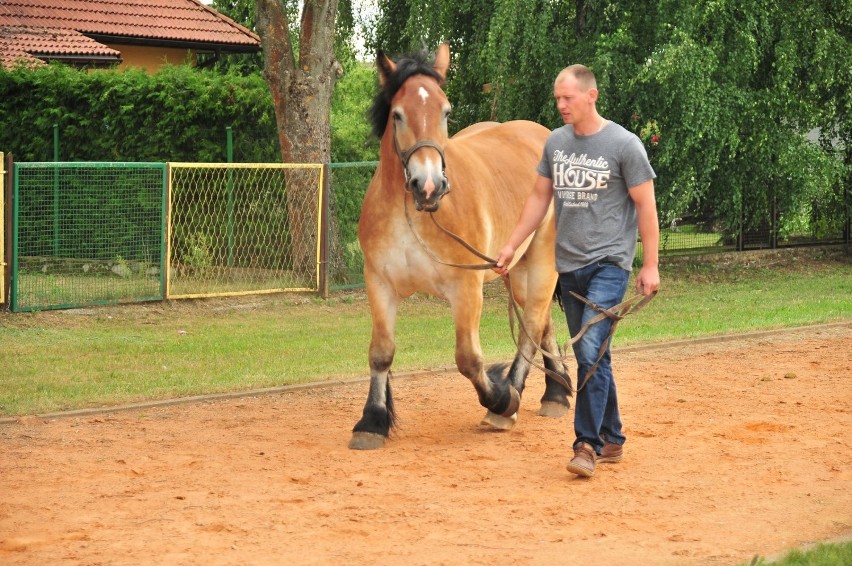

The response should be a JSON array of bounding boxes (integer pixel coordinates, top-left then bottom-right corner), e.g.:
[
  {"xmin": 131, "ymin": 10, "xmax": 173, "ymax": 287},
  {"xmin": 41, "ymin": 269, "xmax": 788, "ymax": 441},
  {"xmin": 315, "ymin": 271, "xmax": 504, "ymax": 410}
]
[{"xmin": 392, "ymin": 110, "xmax": 403, "ymax": 123}]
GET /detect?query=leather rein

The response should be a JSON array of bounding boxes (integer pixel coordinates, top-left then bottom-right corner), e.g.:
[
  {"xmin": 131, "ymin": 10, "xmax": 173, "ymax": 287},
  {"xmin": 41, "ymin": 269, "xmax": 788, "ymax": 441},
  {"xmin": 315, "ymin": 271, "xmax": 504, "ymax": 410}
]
[{"xmin": 397, "ymin": 136, "xmax": 655, "ymax": 393}]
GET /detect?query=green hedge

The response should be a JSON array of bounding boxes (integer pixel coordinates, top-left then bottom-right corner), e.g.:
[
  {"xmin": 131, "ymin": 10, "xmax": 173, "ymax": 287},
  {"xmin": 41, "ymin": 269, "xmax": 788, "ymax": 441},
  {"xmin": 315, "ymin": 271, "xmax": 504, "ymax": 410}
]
[{"xmin": 0, "ymin": 64, "xmax": 279, "ymax": 163}]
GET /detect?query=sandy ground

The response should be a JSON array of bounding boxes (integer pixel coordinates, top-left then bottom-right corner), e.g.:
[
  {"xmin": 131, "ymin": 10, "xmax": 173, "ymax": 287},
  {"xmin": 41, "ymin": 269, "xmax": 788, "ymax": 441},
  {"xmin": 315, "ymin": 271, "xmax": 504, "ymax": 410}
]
[{"xmin": 1, "ymin": 323, "xmax": 850, "ymax": 565}]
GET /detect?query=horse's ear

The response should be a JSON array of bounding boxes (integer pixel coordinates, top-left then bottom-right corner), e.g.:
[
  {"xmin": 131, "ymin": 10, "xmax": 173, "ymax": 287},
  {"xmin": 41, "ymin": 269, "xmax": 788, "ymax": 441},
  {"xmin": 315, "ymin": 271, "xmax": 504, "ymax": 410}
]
[
  {"xmin": 433, "ymin": 43, "xmax": 450, "ymax": 82},
  {"xmin": 376, "ymin": 50, "xmax": 396, "ymax": 88}
]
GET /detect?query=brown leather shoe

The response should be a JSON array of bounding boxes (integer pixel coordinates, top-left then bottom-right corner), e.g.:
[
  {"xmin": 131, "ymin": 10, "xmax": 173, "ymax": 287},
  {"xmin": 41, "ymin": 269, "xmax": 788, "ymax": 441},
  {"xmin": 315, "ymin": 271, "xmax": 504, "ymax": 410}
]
[
  {"xmin": 566, "ymin": 442, "xmax": 596, "ymax": 477},
  {"xmin": 598, "ymin": 441, "xmax": 623, "ymax": 464}
]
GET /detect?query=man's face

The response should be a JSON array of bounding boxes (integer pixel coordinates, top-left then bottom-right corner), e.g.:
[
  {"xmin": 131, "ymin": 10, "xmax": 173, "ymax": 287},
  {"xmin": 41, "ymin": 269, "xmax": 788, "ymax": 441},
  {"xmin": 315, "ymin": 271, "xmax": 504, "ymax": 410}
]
[{"xmin": 554, "ymin": 76, "xmax": 595, "ymax": 125}]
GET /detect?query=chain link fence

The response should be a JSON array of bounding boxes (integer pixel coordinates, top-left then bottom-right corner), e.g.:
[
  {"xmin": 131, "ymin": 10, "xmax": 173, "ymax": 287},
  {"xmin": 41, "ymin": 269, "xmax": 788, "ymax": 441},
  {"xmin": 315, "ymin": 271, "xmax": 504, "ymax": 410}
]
[
  {"xmin": 167, "ymin": 163, "xmax": 324, "ymax": 298},
  {"xmin": 11, "ymin": 162, "xmax": 166, "ymax": 311},
  {"xmin": 326, "ymin": 161, "xmax": 377, "ymax": 291},
  {"xmin": 637, "ymin": 211, "xmax": 849, "ymax": 262},
  {"xmin": 3, "ymin": 158, "xmax": 847, "ymax": 311}
]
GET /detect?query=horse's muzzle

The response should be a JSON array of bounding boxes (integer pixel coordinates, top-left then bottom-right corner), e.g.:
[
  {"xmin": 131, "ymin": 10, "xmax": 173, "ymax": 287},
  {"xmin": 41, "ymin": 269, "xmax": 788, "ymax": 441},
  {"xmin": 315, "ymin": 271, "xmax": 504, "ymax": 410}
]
[{"xmin": 409, "ymin": 173, "xmax": 450, "ymax": 212}]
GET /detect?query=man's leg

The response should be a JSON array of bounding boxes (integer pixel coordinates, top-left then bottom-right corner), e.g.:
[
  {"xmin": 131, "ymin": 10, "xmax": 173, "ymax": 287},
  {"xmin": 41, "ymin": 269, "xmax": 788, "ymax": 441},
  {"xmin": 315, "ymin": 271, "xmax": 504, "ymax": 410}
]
[{"xmin": 560, "ymin": 263, "xmax": 628, "ymax": 475}]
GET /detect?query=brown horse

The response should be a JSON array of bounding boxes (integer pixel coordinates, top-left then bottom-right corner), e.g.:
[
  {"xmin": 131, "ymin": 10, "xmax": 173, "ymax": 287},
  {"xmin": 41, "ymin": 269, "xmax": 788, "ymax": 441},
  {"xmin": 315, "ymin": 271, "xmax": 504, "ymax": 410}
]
[{"xmin": 350, "ymin": 44, "xmax": 572, "ymax": 450}]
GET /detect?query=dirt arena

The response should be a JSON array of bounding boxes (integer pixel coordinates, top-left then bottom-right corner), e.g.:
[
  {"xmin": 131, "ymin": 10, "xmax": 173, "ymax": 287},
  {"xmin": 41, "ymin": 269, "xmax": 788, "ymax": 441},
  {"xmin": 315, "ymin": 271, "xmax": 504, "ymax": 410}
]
[{"xmin": 1, "ymin": 323, "xmax": 850, "ymax": 565}]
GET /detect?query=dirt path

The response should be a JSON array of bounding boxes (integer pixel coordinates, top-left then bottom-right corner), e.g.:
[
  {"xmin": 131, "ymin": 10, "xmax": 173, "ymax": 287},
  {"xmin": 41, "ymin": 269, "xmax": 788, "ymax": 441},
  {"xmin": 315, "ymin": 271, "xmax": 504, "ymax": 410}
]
[{"xmin": 1, "ymin": 324, "xmax": 850, "ymax": 565}]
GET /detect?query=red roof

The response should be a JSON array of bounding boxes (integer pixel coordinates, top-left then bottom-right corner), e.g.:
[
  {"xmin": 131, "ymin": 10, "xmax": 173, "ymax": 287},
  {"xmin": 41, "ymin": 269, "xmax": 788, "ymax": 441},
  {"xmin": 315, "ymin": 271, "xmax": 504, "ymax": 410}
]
[
  {"xmin": 1, "ymin": 26, "xmax": 121, "ymax": 67},
  {"xmin": 0, "ymin": 0, "xmax": 260, "ymax": 68}
]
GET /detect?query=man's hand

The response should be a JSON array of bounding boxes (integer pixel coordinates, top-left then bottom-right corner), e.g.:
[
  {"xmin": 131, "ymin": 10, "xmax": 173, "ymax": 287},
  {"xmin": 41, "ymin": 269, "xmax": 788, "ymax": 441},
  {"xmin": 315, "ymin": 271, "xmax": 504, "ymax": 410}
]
[
  {"xmin": 636, "ymin": 264, "xmax": 660, "ymax": 296},
  {"xmin": 492, "ymin": 245, "xmax": 516, "ymax": 277}
]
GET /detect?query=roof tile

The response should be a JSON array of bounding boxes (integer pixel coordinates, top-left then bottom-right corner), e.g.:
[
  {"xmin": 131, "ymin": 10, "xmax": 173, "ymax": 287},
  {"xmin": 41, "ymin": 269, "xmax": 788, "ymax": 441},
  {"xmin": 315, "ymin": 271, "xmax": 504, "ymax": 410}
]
[
  {"xmin": 1, "ymin": 26, "xmax": 121, "ymax": 68},
  {"xmin": 0, "ymin": 0, "xmax": 260, "ymax": 68}
]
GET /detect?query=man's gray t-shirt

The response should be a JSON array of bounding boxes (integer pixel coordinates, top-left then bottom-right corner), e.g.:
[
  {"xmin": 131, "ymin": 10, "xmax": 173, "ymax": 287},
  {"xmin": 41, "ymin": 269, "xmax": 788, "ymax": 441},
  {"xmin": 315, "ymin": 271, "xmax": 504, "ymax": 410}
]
[{"xmin": 537, "ymin": 121, "xmax": 656, "ymax": 272}]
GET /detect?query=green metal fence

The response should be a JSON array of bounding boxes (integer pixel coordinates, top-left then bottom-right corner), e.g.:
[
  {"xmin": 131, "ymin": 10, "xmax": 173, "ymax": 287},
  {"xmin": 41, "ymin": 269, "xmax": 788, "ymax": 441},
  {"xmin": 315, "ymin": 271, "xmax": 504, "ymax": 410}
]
[
  {"xmin": 11, "ymin": 162, "xmax": 166, "ymax": 311},
  {"xmin": 5, "ymin": 158, "xmax": 847, "ymax": 312},
  {"xmin": 327, "ymin": 161, "xmax": 378, "ymax": 291}
]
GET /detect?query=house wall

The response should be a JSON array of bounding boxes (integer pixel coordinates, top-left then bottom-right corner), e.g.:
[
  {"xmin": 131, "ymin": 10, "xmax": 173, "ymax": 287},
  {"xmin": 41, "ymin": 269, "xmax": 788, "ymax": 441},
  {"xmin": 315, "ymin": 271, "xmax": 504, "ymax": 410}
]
[{"xmin": 105, "ymin": 43, "xmax": 198, "ymax": 72}]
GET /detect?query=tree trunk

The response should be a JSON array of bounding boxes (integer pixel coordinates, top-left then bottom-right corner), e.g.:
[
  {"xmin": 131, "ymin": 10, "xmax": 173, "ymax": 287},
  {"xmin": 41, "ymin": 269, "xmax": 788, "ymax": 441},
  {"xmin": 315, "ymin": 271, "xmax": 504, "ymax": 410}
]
[{"xmin": 255, "ymin": 0, "xmax": 341, "ymax": 283}]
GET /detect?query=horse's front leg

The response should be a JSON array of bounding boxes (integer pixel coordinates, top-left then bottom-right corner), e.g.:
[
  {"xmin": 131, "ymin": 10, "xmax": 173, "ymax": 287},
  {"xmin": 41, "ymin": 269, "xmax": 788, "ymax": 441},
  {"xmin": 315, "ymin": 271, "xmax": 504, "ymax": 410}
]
[
  {"xmin": 349, "ymin": 278, "xmax": 400, "ymax": 450},
  {"xmin": 449, "ymin": 283, "xmax": 520, "ymax": 431}
]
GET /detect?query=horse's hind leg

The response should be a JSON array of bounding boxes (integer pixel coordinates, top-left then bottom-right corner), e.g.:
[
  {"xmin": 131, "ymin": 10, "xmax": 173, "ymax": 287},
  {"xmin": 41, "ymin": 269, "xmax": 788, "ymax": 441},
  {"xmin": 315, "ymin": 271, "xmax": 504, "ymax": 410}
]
[
  {"xmin": 504, "ymin": 259, "xmax": 572, "ymax": 418},
  {"xmin": 350, "ymin": 280, "xmax": 399, "ymax": 450},
  {"xmin": 538, "ymin": 317, "xmax": 572, "ymax": 417}
]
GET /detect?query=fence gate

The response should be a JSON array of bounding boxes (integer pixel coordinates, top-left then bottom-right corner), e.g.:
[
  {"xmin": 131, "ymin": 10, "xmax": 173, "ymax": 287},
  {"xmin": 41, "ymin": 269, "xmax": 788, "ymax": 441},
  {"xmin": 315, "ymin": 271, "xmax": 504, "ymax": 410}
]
[
  {"xmin": 11, "ymin": 162, "xmax": 167, "ymax": 312},
  {"xmin": 166, "ymin": 163, "xmax": 324, "ymax": 299}
]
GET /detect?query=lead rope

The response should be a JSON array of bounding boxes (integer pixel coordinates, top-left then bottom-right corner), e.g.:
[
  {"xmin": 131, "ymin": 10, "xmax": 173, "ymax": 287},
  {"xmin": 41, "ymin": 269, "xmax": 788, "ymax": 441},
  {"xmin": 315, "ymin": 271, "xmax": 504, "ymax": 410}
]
[{"xmin": 403, "ymin": 194, "xmax": 656, "ymax": 392}]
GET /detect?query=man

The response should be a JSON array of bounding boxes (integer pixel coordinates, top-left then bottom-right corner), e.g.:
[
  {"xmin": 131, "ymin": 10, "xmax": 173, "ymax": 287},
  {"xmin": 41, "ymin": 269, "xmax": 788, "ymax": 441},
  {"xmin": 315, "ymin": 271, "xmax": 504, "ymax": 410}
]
[{"xmin": 493, "ymin": 64, "xmax": 660, "ymax": 478}]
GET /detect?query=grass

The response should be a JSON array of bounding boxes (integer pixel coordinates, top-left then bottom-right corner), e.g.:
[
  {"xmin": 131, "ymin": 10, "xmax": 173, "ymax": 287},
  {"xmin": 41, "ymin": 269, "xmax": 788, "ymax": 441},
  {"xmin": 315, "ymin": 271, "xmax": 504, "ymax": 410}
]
[
  {"xmin": 741, "ymin": 540, "xmax": 852, "ymax": 565},
  {"xmin": 13, "ymin": 268, "xmax": 314, "ymax": 311},
  {"xmin": 0, "ymin": 247, "xmax": 849, "ymax": 417},
  {"xmin": 14, "ymin": 272, "xmax": 161, "ymax": 310}
]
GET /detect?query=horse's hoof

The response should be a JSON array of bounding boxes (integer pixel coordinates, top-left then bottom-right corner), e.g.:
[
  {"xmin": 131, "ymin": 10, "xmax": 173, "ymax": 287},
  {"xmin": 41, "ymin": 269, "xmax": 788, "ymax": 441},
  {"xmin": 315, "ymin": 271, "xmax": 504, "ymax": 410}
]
[
  {"xmin": 501, "ymin": 385, "xmax": 521, "ymax": 417},
  {"xmin": 481, "ymin": 410, "xmax": 518, "ymax": 430},
  {"xmin": 538, "ymin": 401, "xmax": 569, "ymax": 418},
  {"xmin": 348, "ymin": 432, "xmax": 386, "ymax": 450}
]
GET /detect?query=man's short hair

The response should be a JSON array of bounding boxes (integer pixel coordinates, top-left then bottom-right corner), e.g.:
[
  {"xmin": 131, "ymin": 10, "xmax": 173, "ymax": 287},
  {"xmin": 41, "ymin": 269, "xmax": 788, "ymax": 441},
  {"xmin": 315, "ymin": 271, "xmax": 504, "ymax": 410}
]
[{"xmin": 555, "ymin": 64, "xmax": 597, "ymax": 91}]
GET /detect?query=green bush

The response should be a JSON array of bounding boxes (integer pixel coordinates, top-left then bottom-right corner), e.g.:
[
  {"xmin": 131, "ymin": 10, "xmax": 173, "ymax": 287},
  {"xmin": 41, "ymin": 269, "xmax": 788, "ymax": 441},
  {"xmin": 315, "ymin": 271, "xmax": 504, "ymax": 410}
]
[{"xmin": 0, "ymin": 63, "xmax": 279, "ymax": 163}]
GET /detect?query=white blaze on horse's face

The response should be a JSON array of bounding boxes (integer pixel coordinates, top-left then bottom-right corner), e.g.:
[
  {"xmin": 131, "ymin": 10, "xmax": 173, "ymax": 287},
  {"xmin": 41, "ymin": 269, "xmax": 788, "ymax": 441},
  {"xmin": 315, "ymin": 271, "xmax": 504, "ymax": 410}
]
[{"xmin": 393, "ymin": 76, "xmax": 451, "ymax": 212}]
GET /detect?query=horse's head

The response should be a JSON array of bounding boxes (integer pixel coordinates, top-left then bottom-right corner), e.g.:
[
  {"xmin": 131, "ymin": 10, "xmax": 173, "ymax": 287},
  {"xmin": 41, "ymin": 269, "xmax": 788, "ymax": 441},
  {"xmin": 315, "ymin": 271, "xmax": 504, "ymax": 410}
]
[{"xmin": 370, "ymin": 44, "xmax": 452, "ymax": 212}]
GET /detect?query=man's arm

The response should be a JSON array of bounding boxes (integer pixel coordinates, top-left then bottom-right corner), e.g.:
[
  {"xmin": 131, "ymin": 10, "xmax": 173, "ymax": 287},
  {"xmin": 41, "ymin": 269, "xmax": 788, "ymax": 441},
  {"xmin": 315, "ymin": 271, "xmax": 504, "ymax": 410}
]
[
  {"xmin": 493, "ymin": 174, "xmax": 554, "ymax": 275},
  {"xmin": 628, "ymin": 179, "xmax": 660, "ymax": 295}
]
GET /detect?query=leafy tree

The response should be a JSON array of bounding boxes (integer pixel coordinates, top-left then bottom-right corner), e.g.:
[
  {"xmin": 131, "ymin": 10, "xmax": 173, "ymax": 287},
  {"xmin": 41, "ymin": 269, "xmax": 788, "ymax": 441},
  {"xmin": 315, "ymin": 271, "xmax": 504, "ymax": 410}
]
[
  {"xmin": 209, "ymin": 0, "xmax": 266, "ymax": 75},
  {"xmin": 368, "ymin": 0, "xmax": 850, "ymax": 243},
  {"xmin": 254, "ymin": 0, "xmax": 342, "ymax": 279},
  {"xmin": 253, "ymin": 0, "xmax": 369, "ymax": 282},
  {"xmin": 622, "ymin": 0, "xmax": 849, "ymax": 240}
]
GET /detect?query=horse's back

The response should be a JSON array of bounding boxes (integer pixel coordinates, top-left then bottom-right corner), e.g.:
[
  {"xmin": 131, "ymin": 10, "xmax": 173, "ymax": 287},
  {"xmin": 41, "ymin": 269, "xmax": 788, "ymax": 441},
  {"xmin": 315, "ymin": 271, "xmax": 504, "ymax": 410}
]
[
  {"xmin": 451, "ymin": 121, "xmax": 500, "ymax": 140},
  {"xmin": 450, "ymin": 120, "xmax": 549, "ymax": 150}
]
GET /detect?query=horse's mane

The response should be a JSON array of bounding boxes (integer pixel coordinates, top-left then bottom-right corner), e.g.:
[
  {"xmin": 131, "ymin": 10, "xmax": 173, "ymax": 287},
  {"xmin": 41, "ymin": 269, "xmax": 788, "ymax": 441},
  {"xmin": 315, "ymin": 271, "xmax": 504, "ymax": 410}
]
[{"xmin": 368, "ymin": 48, "xmax": 445, "ymax": 138}]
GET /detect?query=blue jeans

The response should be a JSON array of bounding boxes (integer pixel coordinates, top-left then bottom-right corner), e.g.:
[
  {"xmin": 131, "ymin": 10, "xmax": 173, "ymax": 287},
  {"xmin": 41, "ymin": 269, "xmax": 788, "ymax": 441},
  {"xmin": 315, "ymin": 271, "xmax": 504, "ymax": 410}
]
[{"xmin": 558, "ymin": 262, "xmax": 630, "ymax": 454}]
